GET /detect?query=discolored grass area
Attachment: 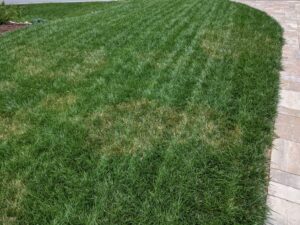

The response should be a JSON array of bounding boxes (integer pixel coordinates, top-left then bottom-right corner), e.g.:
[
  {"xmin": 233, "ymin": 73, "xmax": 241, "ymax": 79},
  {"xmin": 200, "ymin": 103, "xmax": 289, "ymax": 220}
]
[{"xmin": 0, "ymin": 0, "xmax": 283, "ymax": 224}]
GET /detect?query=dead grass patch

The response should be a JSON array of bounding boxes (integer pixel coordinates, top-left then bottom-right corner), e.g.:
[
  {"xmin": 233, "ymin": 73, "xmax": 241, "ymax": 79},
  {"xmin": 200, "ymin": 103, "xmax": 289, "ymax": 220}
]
[
  {"xmin": 0, "ymin": 116, "xmax": 27, "ymax": 141},
  {"xmin": 85, "ymin": 99, "xmax": 241, "ymax": 155},
  {"xmin": 1, "ymin": 179, "xmax": 26, "ymax": 225},
  {"xmin": 200, "ymin": 30, "xmax": 232, "ymax": 59},
  {"xmin": 15, "ymin": 47, "xmax": 106, "ymax": 80},
  {"xmin": 39, "ymin": 94, "xmax": 77, "ymax": 111},
  {"xmin": 87, "ymin": 99, "xmax": 183, "ymax": 154},
  {"xmin": 0, "ymin": 81, "xmax": 18, "ymax": 92}
]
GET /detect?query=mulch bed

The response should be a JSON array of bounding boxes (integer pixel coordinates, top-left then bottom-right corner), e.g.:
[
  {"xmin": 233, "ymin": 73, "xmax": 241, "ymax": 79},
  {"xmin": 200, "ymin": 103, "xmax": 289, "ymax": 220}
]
[{"xmin": 0, "ymin": 23, "xmax": 28, "ymax": 35}]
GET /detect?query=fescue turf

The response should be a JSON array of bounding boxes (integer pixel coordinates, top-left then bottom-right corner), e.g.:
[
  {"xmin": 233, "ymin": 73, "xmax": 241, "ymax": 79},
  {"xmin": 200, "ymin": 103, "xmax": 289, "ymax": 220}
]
[
  {"xmin": 0, "ymin": 0, "xmax": 283, "ymax": 224},
  {"xmin": 12, "ymin": 2, "xmax": 117, "ymax": 22}
]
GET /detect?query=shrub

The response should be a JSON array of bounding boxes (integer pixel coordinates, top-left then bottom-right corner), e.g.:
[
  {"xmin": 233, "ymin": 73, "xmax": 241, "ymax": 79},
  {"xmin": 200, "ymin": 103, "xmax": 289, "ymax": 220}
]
[{"xmin": 0, "ymin": 3, "xmax": 21, "ymax": 25}]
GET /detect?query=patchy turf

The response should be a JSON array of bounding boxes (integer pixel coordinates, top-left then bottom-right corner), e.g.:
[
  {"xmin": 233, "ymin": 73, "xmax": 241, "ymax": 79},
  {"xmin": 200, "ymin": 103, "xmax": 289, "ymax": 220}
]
[{"xmin": 0, "ymin": 0, "xmax": 283, "ymax": 224}]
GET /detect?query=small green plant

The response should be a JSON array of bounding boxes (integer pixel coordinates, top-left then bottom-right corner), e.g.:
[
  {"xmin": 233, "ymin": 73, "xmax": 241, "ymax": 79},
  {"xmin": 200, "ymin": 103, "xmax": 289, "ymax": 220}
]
[
  {"xmin": 31, "ymin": 18, "xmax": 47, "ymax": 25},
  {"xmin": 0, "ymin": 3, "xmax": 21, "ymax": 25}
]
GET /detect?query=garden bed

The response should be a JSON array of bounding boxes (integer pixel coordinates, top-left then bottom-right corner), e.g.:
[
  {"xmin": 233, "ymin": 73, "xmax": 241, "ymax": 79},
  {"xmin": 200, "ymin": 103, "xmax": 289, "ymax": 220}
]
[{"xmin": 0, "ymin": 22, "xmax": 28, "ymax": 34}]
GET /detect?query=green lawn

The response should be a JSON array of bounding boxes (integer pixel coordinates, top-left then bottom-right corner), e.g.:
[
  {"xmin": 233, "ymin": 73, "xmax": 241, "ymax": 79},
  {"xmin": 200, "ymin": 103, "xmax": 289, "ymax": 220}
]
[
  {"xmin": 13, "ymin": 2, "xmax": 117, "ymax": 22},
  {"xmin": 0, "ymin": 0, "xmax": 283, "ymax": 224}
]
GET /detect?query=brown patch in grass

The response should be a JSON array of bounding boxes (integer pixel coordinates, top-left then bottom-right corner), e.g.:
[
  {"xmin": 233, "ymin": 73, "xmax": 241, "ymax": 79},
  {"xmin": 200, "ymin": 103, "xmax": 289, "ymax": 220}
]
[
  {"xmin": 178, "ymin": 106, "xmax": 239, "ymax": 149},
  {"xmin": 0, "ymin": 81, "xmax": 18, "ymax": 92},
  {"xmin": 39, "ymin": 94, "xmax": 77, "ymax": 111},
  {"xmin": 1, "ymin": 179, "xmax": 26, "ymax": 225},
  {"xmin": 13, "ymin": 47, "xmax": 53, "ymax": 77},
  {"xmin": 0, "ymin": 116, "xmax": 27, "ymax": 140},
  {"xmin": 87, "ymin": 99, "xmax": 183, "ymax": 154},
  {"xmin": 86, "ymin": 99, "xmax": 241, "ymax": 155},
  {"xmin": 200, "ymin": 30, "xmax": 234, "ymax": 60},
  {"xmin": 15, "ymin": 47, "xmax": 106, "ymax": 81}
]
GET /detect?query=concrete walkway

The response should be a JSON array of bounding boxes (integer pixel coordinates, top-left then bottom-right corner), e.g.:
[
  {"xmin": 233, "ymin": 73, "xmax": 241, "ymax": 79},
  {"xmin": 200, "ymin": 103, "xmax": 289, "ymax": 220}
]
[{"xmin": 233, "ymin": 1, "xmax": 300, "ymax": 224}]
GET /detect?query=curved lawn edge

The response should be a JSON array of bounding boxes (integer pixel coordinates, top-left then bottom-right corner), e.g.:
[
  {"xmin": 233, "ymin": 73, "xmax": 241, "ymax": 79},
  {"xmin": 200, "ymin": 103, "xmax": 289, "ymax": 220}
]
[
  {"xmin": 0, "ymin": 0, "xmax": 284, "ymax": 224},
  {"xmin": 232, "ymin": 1, "xmax": 300, "ymax": 224},
  {"xmin": 231, "ymin": 0, "xmax": 285, "ymax": 221}
]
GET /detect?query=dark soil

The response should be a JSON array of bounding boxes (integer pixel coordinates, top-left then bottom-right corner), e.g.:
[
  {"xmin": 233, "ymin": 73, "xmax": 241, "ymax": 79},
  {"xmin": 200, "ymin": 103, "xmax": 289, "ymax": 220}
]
[{"xmin": 0, "ymin": 23, "xmax": 28, "ymax": 35}]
